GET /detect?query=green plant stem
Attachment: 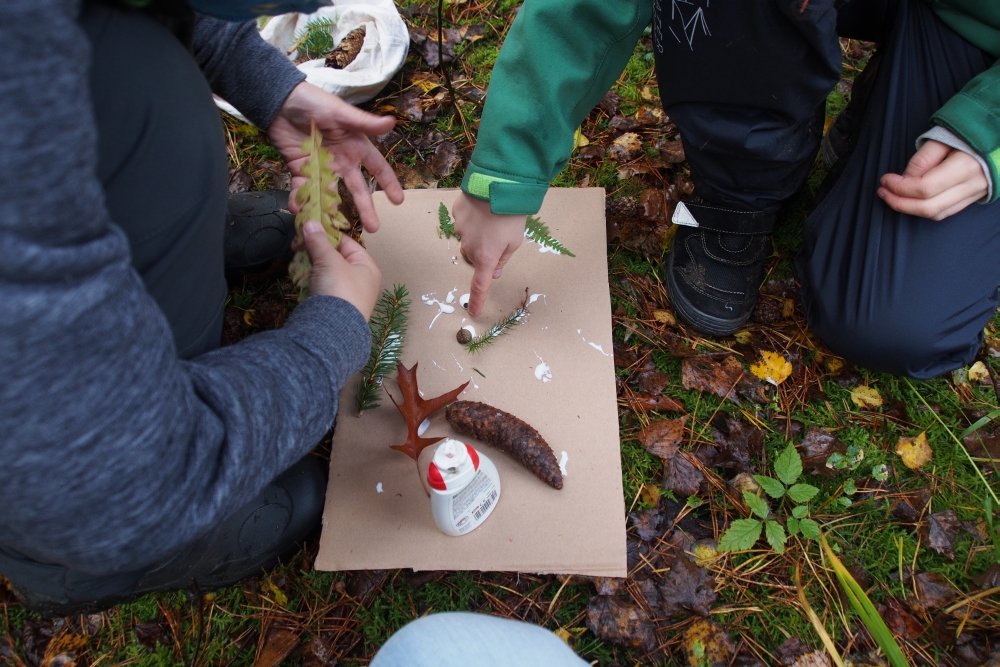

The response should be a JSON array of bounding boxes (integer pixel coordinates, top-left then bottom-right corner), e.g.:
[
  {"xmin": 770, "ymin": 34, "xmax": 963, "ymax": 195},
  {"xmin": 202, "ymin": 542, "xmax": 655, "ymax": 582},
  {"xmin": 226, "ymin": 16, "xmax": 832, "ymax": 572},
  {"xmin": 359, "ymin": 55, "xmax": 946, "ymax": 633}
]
[{"xmin": 906, "ymin": 379, "xmax": 1000, "ymax": 505}]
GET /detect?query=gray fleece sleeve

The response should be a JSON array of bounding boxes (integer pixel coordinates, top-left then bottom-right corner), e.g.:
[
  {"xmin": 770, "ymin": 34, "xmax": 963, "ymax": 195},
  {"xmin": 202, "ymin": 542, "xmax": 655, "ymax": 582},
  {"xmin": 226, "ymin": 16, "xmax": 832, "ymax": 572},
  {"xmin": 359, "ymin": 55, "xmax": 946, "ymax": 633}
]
[
  {"xmin": 0, "ymin": 0, "xmax": 368, "ymax": 576},
  {"xmin": 191, "ymin": 15, "xmax": 306, "ymax": 128}
]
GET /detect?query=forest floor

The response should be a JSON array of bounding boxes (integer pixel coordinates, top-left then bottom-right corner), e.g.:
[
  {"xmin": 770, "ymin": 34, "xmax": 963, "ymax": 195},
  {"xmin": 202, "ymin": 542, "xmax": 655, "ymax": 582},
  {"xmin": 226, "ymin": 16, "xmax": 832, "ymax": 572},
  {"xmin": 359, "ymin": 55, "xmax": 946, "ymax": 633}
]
[{"xmin": 3, "ymin": 1, "xmax": 999, "ymax": 666}]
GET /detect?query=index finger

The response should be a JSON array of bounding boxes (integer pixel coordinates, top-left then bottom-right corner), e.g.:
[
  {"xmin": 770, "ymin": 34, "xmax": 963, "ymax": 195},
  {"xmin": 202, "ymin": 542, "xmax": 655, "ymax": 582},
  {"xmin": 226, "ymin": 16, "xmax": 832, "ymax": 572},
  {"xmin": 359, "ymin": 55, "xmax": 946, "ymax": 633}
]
[{"xmin": 467, "ymin": 260, "xmax": 495, "ymax": 317}]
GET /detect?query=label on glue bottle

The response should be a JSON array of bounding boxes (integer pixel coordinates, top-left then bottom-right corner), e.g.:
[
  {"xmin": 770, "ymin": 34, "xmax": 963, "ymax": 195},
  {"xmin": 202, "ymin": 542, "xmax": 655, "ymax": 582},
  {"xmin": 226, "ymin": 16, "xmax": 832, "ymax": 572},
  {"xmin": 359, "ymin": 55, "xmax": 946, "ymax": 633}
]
[{"xmin": 427, "ymin": 439, "xmax": 501, "ymax": 536}]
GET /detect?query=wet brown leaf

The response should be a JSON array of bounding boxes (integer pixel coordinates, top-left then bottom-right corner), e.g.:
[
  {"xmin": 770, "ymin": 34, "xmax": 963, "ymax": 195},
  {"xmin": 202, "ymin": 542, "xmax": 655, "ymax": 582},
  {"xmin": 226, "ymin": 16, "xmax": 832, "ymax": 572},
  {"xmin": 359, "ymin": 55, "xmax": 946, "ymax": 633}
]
[
  {"xmin": 585, "ymin": 596, "xmax": 656, "ymax": 651},
  {"xmin": 921, "ymin": 509, "xmax": 959, "ymax": 560},
  {"xmin": 790, "ymin": 652, "xmax": 832, "ymax": 667},
  {"xmin": 878, "ymin": 596, "xmax": 923, "ymax": 639},
  {"xmin": 429, "ymin": 141, "xmax": 461, "ymax": 179},
  {"xmin": 609, "ymin": 116, "xmax": 642, "ymax": 134},
  {"xmin": 610, "ymin": 132, "xmax": 644, "ymax": 162},
  {"xmin": 228, "ymin": 167, "xmax": 253, "ymax": 194},
  {"xmin": 408, "ymin": 27, "xmax": 459, "ymax": 67},
  {"xmin": 22, "ymin": 619, "xmax": 62, "ymax": 666},
  {"xmin": 637, "ymin": 106, "xmax": 666, "ymax": 126},
  {"xmin": 254, "ymin": 626, "xmax": 300, "ymax": 667},
  {"xmin": 973, "ymin": 562, "xmax": 1000, "ymax": 589},
  {"xmin": 577, "ymin": 144, "xmax": 605, "ymax": 160},
  {"xmin": 659, "ymin": 139, "xmax": 686, "ymax": 163},
  {"xmin": 664, "ymin": 451, "xmax": 704, "ymax": 497},
  {"xmin": 133, "ymin": 622, "xmax": 169, "ymax": 650},
  {"xmin": 773, "ymin": 637, "xmax": 812, "ymax": 665},
  {"xmin": 395, "ymin": 164, "xmax": 439, "ymax": 190},
  {"xmin": 598, "ymin": 90, "xmax": 621, "ymax": 116},
  {"xmin": 908, "ymin": 571, "xmax": 956, "ymax": 615},
  {"xmin": 392, "ymin": 89, "xmax": 425, "ymax": 123},
  {"xmin": 962, "ymin": 424, "xmax": 1000, "ymax": 459},
  {"xmin": 890, "ymin": 486, "xmax": 930, "ymax": 523},
  {"xmin": 682, "ymin": 618, "xmax": 734, "ymax": 667},
  {"xmin": 630, "ymin": 507, "xmax": 665, "ymax": 541},
  {"xmin": 659, "ymin": 549, "xmax": 717, "ymax": 617},
  {"xmin": 641, "ymin": 416, "xmax": 687, "ymax": 458},
  {"xmin": 708, "ymin": 417, "xmax": 762, "ymax": 474},
  {"xmin": 591, "ymin": 577, "xmax": 625, "ymax": 596},
  {"xmin": 681, "ymin": 355, "xmax": 744, "ymax": 401},
  {"xmin": 345, "ymin": 570, "xmax": 388, "ymax": 598},
  {"xmin": 797, "ymin": 427, "xmax": 847, "ymax": 478}
]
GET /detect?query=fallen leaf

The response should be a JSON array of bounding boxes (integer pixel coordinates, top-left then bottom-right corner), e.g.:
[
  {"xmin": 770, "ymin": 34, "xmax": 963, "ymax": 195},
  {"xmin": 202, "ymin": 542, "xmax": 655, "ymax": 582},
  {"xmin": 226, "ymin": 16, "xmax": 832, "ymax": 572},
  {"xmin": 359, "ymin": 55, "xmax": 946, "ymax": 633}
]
[
  {"xmin": 637, "ymin": 106, "xmax": 666, "ymax": 125},
  {"xmin": 577, "ymin": 144, "xmax": 605, "ymax": 160},
  {"xmin": 395, "ymin": 164, "xmax": 439, "ymax": 190},
  {"xmin": 682, "ymin": 618, "xmax": 734, "ymax": 667},
  {"xmin": 659, "ymin": 139, "xmax": 686, "ymax": 163},
  {"xmin": 878, "ymin": 596, "xmax": 922, "ymax": 639},
  {"xmin": 641, "ymin": 416, "xmax": 688, "ymax": 458},
  {"xmin": 750, "ymin": 351, "xmax": 792, "ymax": 386},
  {"xmin": 553, "ymin": 627, "xmax": 572, "ymax": 643},
  {"xmin": 664, "ymin": 451, "xmax": 704, "ymax": 497},
  {"xmin": 973, "ymin": 562, "xmax": 1000, "ymax": 589},
  {"xmin": 921, "ymin": 509, "xmax": 959, "ymax": 561},
  {"xmin": 254, "ymin": 626, "xmax": 300, "ymax": 667},
  {"xmin": 40, "ymin": 634, "xmax": 88, "ymax": 667},
  {"xmin": 345, "ymin": 570, "xmax": 388, "ymax": 597},
  {"xmin": 681, "ymin": 355, "xmax": 744, "ymax": 401},
  {"xmin": 969, "ymin": 361, "xmax": 990, "ymax": 383},
  {"xmin": 709, "ymin": 417, "xmax": 762, "ymax": 474},
  {"xmin": 572, "ymin": 126, "xmax": 590, "ymax": 150},
  {"xmin": 652, "ymin": 309, "xmax": 676, "ymax": 325},
  {"xmin": 896, "ymin": 432, "xmax": 932, "ymax": 470},
  {"xmin": 630, "ymin": 507, "xmax": 665, "ymax": 541},
  {"xmin": 392, "ymin": 89, "xmax": 425, "ymax": 122},
  {"xmin": 890, "ymin": 486, "xmax": 931, "ymax": 523},
  {"xmin": 598, "ymin": 91, "xmax": 621, "ymax": 115},
  {"xmin": 609, "ymin": 132, "xmax": 644, "ymax": 162},
  {"xmin": 133, "ymin": 622, "xmax": 169, "ymax": 650},
  {"xmin": 640, "ymin": 484, "xmax": 661, "ymax": 507},
  {"xmin": 585, "ymin": 596, "xmax": 656, "ymax": 651},
  {"xmin": 797, "ymin": 427, "xmax": 847, "ymax": 478},
  {"xmin": 962, "ymin": 422, "xmax": 1000, "ymax": 459},
  {"xmin": 228, "ymin": 167, "xmax": 253, "ymax": 194},
  {"xmin": 851, "ymin": 385, "xmax": 883, "ymax": 409},
  {"xmin": 408, "ymin": 26, "xmax": 462, "ymax": 67},
  {"xmin": 729, "ymin": 472, "xmax": 761, "ymax": 495},
  {"xmin": 631, "ymin": 394, "xmax": 687, "ymax": 411},
  {"xmin": 908, "ymin": 572, "xmax": 956, "ymax": 615},
  {"xmin": 609, "ymin": 115, "xmax": 642, "ymax": 133},
  {"xmin": 825, "ymin": 357, "xmax": 844, "ymax": 375},
  {"xmin": 387, "ymin": 363, "xmax": 468, "ymax": 463},
  {"xmin": 429, "ymin": 141, "xmax": 461, "ymax": 179},
  {"xmin": 790, "ymin": 652, "xmax": 832, "ymax": 667},
  {"xmin": 589, "ymin": 577, "xmax": 625, "ymax": 596},
  {"xmin": 773, "ymin": 637, "xmax": 812, "ymax": 665},
  {"xmin": 659, "ymin": 549, "xmax": 717, "ymax": 617}
]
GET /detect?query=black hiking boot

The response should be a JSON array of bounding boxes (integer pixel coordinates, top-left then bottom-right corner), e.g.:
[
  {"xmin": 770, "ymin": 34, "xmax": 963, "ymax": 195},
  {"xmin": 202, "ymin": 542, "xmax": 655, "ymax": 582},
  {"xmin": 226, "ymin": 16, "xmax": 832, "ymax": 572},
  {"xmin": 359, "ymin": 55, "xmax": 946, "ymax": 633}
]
[
  {"xmin": 821, "ymin": 49, "xmax": 883, "ymax": 172},
  {"xmin": 5, "ymin": 456, "xmax": 326, "ymax": 617},
  {"xmin": 224, "ymin": 190, "xmax": 296, "ymax": 269},
  {"xmin": 666, "ymin": 199, "xmax": 776, "ymax": 337}
]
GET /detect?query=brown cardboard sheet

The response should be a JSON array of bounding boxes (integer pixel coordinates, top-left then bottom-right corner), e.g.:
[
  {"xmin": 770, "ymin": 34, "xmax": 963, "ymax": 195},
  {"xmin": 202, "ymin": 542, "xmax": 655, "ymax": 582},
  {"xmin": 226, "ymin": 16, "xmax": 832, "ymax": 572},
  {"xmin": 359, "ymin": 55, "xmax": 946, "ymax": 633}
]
[{"xmin": 316, "ymin": 187, "xmax": 625, "ymax": 576}]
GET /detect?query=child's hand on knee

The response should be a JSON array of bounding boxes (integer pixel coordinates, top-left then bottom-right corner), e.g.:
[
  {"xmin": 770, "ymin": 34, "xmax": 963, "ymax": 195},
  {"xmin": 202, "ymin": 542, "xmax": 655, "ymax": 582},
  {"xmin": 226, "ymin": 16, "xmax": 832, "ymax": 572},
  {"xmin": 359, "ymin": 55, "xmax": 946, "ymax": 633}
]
[
  {"xmin": 302, "ymin": 221, "xmax": 382, "ymax": 320},
  {"xmin": 878, "ymin": 139, "xmax": 988, "ymax": 221}
]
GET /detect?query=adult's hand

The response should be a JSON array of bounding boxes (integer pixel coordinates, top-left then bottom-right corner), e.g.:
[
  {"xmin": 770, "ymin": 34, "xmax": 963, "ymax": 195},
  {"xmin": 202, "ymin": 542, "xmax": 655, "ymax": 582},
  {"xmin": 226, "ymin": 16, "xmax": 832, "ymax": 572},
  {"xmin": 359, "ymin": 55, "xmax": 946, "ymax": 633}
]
[
  {"xmin": 452, "ymin": 193, "xmax": 526, "ymax": 317},
  {"xmin": 878, "ymin": 139, "xmax": 987, "ymax": 221},
  {"xmin": 302, "ymin": 221, "xmax": 382, "ymax": 320},
  {"xmin": 268, "ymin": 81, "xmax": 404, "ymax": 232}
]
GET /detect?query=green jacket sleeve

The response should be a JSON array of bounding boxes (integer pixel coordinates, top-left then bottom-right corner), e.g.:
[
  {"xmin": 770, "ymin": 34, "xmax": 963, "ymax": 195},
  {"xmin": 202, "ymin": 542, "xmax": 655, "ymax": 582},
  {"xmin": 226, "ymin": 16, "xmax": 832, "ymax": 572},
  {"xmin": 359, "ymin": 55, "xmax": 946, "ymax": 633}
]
[
  {"xmin": 461, "ymin": 0, "xmax": 653, "ymax": 215},
  {"xmin": 931, "ymin": 59, "xmax": 1000, "ymax": 203}
]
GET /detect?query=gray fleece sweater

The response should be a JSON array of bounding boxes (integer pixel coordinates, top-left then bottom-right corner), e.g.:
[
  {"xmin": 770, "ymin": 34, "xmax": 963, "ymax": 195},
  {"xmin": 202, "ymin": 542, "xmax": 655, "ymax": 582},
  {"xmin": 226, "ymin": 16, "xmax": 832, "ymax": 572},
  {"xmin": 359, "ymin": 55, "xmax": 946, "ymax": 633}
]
[{"xmin": 0, "ymin": 0, "xmax": 370, "ymax": 576}]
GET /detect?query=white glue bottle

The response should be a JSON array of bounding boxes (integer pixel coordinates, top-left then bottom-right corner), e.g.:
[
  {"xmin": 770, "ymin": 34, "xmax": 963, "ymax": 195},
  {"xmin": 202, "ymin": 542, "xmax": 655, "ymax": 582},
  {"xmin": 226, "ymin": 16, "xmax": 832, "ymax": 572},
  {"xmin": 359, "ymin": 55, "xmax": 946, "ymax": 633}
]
[{"xmin": 427, "ymin": 438, "xmax": 501, "ymax": 536}]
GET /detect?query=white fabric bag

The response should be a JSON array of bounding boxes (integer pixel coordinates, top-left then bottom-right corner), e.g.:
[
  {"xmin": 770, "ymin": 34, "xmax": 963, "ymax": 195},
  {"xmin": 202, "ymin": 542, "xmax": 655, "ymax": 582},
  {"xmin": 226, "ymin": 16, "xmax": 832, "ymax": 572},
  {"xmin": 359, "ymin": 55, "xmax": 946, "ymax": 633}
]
[{"xmin": 216, "ymin": 0, "xmax": 409, "ymax": 124}]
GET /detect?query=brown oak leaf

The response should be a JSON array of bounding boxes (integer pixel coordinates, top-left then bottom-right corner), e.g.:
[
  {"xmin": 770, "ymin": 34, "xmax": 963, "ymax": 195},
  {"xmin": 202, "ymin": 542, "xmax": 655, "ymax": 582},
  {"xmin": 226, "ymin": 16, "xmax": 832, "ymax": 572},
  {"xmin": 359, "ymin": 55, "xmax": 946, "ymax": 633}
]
[{"xmin": 387, "ymin": 363, "xmax": 468, "ymax": 466}]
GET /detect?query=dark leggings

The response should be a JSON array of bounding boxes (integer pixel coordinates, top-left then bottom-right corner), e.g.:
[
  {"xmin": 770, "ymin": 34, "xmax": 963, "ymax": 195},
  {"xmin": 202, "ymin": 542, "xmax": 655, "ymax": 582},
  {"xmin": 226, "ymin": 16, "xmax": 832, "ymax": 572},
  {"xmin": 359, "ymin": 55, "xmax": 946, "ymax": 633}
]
[{"xmin": 654, "ymin": 0, "xmax": 998, "ymax": 378}]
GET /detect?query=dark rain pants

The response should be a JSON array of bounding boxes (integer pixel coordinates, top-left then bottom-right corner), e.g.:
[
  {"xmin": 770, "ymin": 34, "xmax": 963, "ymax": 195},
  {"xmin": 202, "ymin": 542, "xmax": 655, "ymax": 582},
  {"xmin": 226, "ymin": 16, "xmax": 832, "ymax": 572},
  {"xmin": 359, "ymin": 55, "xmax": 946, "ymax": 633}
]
[{"xmin": 653, "ymin": 0, "xmax": 999, "ymax": 378}]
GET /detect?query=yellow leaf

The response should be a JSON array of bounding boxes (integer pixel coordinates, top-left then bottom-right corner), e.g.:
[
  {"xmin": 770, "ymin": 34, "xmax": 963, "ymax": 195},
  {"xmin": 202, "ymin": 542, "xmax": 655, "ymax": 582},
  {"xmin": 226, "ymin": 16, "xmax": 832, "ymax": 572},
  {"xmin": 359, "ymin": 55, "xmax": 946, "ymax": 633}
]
[
  {"xmin": 823, "ymin": 116, "xmax": 836, "ymax": 135},
  {"xmin": 825, "ymin": 357, "xmax": 844, "ymax": 375},
  {"xmin": 782, "ymin": 298, "xmax": 795, "ymax": 319},
  {"xmin": 243, "ymin": 309, "xmax": 255, "ymax": 326},
  {"xmin": 895, "ymin": 432, "xmax": 932, "ymax": 470},
  {"xmin": 749, "ymin": 350, "xmax": 792, "ymax": 386},
  {"xmin": 554, "ymin": 627, "xmax": 571, "ymax": 644},
  {"xmin": 265, "ymin": 579, "xmax": 288, "ymax": 607},
  {"xmin": 733, "ymin": 330, "xmax": 753, "ymax": 344},
  {"xmin": 692, "ymin": 541, "xmax": 718, "ymax": 566},
  {"xmin": 851, "ymin": 385, "xmax": 883, "ymax": 409},
  {"xmin": 573, "ymin": 126, "xmax": 589, "ymax": 150},
  {"xmin": 969, "ymin": 361, "xmax": 990, "ymax": 383},
  {"xmin": 291, "ymin": 119, "xmax": 350, "ymax": 299},
  {"xmin": 652, "ymin": 309, "xmax": 676, "ymax": 326},
  {"xmin": 639, "ymin": 484, "xmax": 661, "ymax": 508}
]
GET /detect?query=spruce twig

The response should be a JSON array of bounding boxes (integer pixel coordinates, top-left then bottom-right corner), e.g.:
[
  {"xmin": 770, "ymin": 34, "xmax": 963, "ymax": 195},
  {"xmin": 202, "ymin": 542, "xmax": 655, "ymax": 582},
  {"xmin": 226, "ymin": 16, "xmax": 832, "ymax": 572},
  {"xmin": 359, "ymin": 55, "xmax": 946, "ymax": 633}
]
[
  {"xmin": 525, "ymin": 215, "xmax": 575, "ymax": 257},
  {"xmin": 466, "ymin": 288, "xmax": 530, "ymax": 354},
  {"xmin": 357, "ymin": 285, "xmax": 410, "ymax": 415}
]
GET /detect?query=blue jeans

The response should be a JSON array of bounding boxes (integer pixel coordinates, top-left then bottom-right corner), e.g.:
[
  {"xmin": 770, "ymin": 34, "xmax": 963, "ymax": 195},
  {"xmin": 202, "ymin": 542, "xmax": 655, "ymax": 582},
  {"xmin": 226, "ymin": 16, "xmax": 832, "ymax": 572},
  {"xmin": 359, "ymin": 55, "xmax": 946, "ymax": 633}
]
[{"xmin": 370, "ymin": 613, "xmax": 590, "ymax": 667}]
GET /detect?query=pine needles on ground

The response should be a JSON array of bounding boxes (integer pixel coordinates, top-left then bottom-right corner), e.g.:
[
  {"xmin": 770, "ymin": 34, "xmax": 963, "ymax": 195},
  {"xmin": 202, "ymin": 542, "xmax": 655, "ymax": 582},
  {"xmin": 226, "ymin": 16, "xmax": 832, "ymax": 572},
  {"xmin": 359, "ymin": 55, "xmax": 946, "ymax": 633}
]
[
  {"xmin": 466, "ymin": 289, "xmax": 529, "ymax": 354},
  {"xmin": 438, "ymin": 202, "xmax": 458, "ymax": 239},
  {"xmin": 525, "ymin": 215, "xmax": 575, "ymax": 257},
  {"xmin": 357, "ymin": 285, "xmax": 411, "ymax": 415}
]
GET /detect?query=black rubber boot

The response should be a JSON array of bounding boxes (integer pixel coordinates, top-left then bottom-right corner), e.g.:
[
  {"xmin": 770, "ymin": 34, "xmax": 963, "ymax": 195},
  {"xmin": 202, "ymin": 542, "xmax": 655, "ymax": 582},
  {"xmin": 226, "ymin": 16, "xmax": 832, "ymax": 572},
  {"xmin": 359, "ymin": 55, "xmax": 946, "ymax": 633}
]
[
  {"xmin": 224, "ymin": 190, "xmax": 296, "ymax": 269},
  {"xmin": 666, "ymin": 200, "xmax": 776, "ymax": 337},
  {"xmin": 821, "ymin": 49, "xmax": 883, "ymax": 172},
  {"xmin": 5, "ymin": 456, "xmax": 327, "ymax": 617}
]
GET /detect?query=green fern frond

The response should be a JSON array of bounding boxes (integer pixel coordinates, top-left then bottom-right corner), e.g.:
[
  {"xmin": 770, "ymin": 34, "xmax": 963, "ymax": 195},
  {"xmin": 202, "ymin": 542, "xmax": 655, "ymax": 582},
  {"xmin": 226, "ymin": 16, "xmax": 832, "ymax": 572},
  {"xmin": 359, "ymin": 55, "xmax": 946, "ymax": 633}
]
[
  {"xmin": 466, "ymin": 289, "xmax": 529, "ymax": 354},
  {"xmin": 525, "ymin": 215, "xmax": 575, "ymax": 257},
  {"xmin": 357, "ymin": 285, "xmax": 410, "ymax": 415},
  {"xmin": 290, "ymin": 17, "xmax": 338, "ymax": 60},
  {"xmin": 437, "ymin": 202, "xmax": 458, "ymax": 239}
]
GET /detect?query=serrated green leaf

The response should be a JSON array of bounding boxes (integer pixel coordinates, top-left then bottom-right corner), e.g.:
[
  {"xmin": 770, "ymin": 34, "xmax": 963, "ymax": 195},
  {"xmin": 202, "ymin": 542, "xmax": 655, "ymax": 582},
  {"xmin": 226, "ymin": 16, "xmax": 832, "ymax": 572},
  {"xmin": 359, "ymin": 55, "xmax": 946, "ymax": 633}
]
[
  {"xmin": 799, "ymin": 518, "xmax": 821, "ymax": 539},
  {"xmin": 717, "ymin": 519, "xmax": 763, "ymax": 552},
  {"xmin": 787, "ymin": 517, "xmax": 800, "ymax": 536},
  {"xmin": 787, "ymin": 483, "xmax": 820, "ymax": 504},
  {"xmin": 843, "ymin": 479, "xmax": 857, "ymax": 495},
  {"xmin": 765, "ymin": 520, "xmax": 787, "ymax": 554},
  {"xmin": 754, "ymin": 475, "xmax": 786, "ymax": 499},
  {"xmin": 792, "ymin": 505, "xmax": 808, "ymax": 519},
  {"xmin": 743, "ymin": 490, "xmax": 770, "ymax": 520},
  {"xmin": 773, "ymin": 443, "xmax": 803, "ymax": 485}
]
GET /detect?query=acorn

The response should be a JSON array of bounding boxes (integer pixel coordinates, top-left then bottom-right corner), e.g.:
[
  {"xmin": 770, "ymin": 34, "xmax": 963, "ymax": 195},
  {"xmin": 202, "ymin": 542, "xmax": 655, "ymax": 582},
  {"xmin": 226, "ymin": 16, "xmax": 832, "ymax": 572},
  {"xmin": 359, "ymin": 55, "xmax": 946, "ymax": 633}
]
[{"xmin": 456, "ymin": 328, "xmax": 473, "ymax": 345}]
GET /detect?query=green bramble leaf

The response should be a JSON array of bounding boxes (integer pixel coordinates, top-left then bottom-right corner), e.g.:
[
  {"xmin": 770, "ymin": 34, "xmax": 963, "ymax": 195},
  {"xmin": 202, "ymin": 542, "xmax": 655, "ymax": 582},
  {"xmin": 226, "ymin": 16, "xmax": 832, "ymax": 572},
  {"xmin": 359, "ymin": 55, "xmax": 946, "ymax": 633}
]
[
  {"xmin": 686, "ymin": 495, "xmax": 704, "ymax": 509},
  {"xmin": 838, "ymin": 496, "xmax": 853, "ymax": 507},
  {"xmin": 843, "ymin": 479, "xmax": 857, "ymax": 496},
  {"xmin": 787, "ymin": 517, "xmax": 800, "ymax": 536},
  {"xmin": 743, "ymin": 490, "xmax": 770, "ymax": 520},
  {"xmin": 786, "ymin": 483, "xmax": 820, "ymax": 504},
  {"xmin": 524, "ymin": 215, "xmax": 575, "ymax": 257},
  {"xmin": 799, "ymin": 518, "xmax": 821, "ymax": 539},
  {"xmin": 754, "ymin": 475, "xmax": 786, "ymax": 499},
  {"xmin": 871, "ymin": 463, "xmax": 890, "ymax": 482},
  {"xmin": 773, "ymin": 443, "xmax": 803, "ymax": 486},
  {"xmin": 717, "ymin": 519, "xmax": 762, "ymax": 553},
  {"xmin": 792, "ymin": 505, "xmax": 808, "ymax": 519},
  {"xmin": 765, "ymin": 520, "xmax": 787, "ymax": 554},
  {"xmin": 437, "ymin": 202, "xmax": 458, "ymax": 239},
  {"xmin": 290, "ymin": 119, "xmax": 350, "ymax": 300}
]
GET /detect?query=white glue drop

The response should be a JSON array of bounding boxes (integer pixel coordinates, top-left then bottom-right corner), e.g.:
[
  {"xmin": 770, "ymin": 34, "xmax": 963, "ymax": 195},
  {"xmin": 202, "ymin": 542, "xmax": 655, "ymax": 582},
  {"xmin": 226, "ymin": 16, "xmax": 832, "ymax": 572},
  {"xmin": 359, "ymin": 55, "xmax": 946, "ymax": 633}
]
[
  {"xmin": 462, "ymin": 324, "xmax": 476, "ymax": 339},
  {"xmin": 451, "ymin": 256, "xmax": 459, "ymax": 265},
  {"xmin": 446, "ymin": 287, "xmax": 458, "ymax": 304},
  {"xmin": 588, "ymin": 342, "xmax": 613, "ymax": 357},
  {"xmin": 528, "ymin": 293, "xmax": 546, "ymax": 305},
  {"xmin": 376, "ymin": 482, "xmax": 384, "ymax": 494},
  {"xmin": 418, "ymin": 418, "xmax": 431, "ymax": 436},
  {"xmin": 427, "ymin": 439, "xmax": 501, "ymax": 537},
  {"xmin": 559, "ymin": 451, "xmax": 569, "ymax": 477},
  {"xmin": 459, "ymin": 293, "xmax": 471, "ymax": 309},
  {"xmin": 422, "ymin": 293, "xmax": 456, "ymax": 329},
  {"xmin": 534, "ymin": 361, "xmax": 552, "ymax": 383}
]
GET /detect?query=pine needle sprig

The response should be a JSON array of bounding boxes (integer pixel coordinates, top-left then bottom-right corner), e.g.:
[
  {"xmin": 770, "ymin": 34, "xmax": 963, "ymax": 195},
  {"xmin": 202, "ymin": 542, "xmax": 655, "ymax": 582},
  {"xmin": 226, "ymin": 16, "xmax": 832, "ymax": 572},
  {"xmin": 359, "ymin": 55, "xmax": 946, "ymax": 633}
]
[
  {"xmin": 525, "ymin": 215, "xmax": 575, "ymax": 257},
  {"xmin": 288, "ymin": 17, "xmax": 338, "ymax": 59},
  {"xmin": 466, "ymin": 288, "xmax": 530, "ymax": 354},
  {"xmin": 357, "ymin": 285, "xmax": 410, "ymax": 415},
  {"xmin": 437, "ymin": 202, "xmax": 458, "ymax": 239}
]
